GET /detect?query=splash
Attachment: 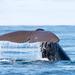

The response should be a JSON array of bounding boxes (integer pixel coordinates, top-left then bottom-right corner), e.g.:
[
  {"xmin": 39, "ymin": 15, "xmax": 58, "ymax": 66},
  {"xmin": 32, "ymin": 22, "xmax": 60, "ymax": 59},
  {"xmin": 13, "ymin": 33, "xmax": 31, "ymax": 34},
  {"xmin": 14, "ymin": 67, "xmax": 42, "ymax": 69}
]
[{"xmin": 0, "ymin": 41, "xmax": 43, "ymax": 62}]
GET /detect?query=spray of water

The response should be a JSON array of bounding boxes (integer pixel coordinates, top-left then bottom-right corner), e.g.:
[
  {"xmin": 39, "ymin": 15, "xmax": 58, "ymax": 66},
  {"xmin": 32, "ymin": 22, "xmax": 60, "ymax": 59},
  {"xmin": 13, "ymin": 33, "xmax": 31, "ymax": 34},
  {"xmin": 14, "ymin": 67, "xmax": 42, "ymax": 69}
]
[{"xmin": 0, "ymin": 41, "xmax": 49, "ymax": 62}]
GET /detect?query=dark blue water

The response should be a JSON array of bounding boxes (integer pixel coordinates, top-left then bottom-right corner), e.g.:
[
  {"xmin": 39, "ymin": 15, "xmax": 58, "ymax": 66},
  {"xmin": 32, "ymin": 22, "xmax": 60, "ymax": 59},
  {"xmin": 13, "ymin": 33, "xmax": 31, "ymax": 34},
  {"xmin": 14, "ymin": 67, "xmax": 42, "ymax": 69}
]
[{"xmin": 0, "ymin": 25, "xmax": 75, "ymax": 75}]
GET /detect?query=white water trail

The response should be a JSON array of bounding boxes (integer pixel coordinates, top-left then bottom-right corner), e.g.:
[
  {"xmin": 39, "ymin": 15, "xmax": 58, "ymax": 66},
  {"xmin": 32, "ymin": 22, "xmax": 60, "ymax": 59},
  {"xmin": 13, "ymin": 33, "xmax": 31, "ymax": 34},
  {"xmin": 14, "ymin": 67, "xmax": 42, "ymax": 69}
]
[{"xmin": 36, "ymin": 42, "xmax": 49, "ymax": 61}]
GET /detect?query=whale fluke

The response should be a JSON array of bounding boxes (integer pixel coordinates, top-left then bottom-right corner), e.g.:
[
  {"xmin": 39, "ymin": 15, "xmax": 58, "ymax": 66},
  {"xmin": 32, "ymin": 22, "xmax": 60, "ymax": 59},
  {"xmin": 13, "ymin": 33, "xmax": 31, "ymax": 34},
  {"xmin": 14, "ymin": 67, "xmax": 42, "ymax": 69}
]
[
  {"xmin": 0, "ymin": 29, "xmax": 70, "ymax": 61},
  {"xmin": 0, "ymin": 30, "xmax": 59, "ymax": 43},
  {"xmin": 41, "ymin": 42, "xmax": 70, "ymax": 61}
]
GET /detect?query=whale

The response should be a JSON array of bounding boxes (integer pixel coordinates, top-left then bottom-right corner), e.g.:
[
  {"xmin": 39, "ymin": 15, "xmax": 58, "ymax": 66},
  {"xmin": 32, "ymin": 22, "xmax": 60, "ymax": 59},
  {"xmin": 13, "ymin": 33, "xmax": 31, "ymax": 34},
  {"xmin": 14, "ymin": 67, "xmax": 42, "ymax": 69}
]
[
  {"xmin": 0, "ymin": 29, "xmax": 59, "ymax": 43},
  {"xmin": 0, "ymin": 29, "xmax": 70, "ymax": 61},
  {"xmin": 41, "ymin": 42, "xmax": 70, "ymax": 61}
]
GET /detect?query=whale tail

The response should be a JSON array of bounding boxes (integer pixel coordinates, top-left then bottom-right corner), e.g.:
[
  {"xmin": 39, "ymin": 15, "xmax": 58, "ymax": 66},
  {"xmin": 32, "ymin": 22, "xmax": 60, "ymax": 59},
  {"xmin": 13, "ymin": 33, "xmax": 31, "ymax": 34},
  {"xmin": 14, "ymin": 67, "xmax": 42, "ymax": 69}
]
[
  {"xmin": 0, "ymin": 35, "xmax": 8, "ymax": 42},
  {"xmin": 0, "ymin": 36, "xmax": 2, "ymax": 40},
  {"xmin": 57, "ymin": 44, "xmax": 70, "ymax": 60},
  {"xmin": 41, "ymin": 42, "xmax": 70, "ymax": 61}
]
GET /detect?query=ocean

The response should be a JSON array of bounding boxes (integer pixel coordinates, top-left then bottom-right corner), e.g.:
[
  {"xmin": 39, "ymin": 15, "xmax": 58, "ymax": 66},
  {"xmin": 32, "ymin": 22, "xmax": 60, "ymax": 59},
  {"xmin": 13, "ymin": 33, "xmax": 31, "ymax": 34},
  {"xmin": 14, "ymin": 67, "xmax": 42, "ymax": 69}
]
[{"xmin": 0, "ymin": 25, "xmax": 75, "ymax": 75}]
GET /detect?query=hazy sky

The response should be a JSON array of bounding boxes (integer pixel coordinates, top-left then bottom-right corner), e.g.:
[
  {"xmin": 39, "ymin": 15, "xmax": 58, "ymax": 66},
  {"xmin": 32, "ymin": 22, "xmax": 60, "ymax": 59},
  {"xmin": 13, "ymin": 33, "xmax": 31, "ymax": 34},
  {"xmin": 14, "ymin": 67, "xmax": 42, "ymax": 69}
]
[{"xmin": 0, "ymin": 0, "xmax": 75, "ymax": 26}]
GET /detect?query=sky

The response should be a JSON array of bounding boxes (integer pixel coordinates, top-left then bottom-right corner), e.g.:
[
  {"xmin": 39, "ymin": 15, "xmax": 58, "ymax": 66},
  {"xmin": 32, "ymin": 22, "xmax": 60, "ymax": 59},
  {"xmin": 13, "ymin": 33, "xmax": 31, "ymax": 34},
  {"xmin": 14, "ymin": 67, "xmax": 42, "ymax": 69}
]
[{"xmin": 0, "ymin": 0, "xmax": 75, "ymax": 26}]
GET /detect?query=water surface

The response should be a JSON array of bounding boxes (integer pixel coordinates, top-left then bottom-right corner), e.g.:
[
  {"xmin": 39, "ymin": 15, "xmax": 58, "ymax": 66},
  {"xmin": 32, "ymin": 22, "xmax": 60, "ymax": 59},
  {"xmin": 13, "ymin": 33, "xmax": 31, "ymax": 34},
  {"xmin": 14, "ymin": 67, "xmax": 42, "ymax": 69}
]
[{"xmin": 0, "ymin": 25, "xmax": 75, "ymax": 75}]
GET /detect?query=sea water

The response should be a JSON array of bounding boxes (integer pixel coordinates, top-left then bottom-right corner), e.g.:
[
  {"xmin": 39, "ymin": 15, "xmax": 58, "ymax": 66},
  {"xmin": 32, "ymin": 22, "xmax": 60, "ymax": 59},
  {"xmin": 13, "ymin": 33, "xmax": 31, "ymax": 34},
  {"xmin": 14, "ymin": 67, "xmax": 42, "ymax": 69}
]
[{"xmin": 0, "ymin": 25, "xmax": 75, "ymax": 75}]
